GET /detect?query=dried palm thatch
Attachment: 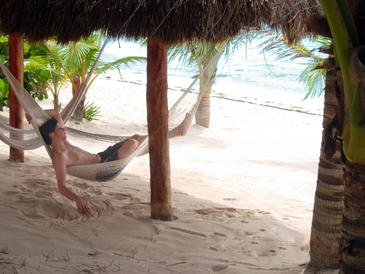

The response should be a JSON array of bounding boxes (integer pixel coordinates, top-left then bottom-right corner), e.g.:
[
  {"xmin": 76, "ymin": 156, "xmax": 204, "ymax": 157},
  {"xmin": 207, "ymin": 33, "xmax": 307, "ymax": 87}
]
[{"xmin": 0, "ymin": 0, "xmax": 322, "ymax": 44}]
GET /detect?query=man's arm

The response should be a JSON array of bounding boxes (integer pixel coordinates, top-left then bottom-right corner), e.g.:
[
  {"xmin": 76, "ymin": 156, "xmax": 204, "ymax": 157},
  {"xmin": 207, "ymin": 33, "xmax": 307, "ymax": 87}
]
[
  {"xmin": 26, "ymin": 109, "xmax": 65, "ymax": 127},
  {"xmin": 53, "ymin": 154, "xmax": 90, "ymax": 214},
  {"xmin": 44, "ymin": 109, "xmax": 65, "ymax": 127}
]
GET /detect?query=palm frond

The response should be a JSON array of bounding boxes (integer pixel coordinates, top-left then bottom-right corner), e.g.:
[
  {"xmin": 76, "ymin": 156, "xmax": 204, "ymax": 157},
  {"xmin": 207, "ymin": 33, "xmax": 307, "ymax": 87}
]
[
  {"xmin": 24, "ymin": 59, "xmax": 47, "ymax": 71},
  {"xmin": 36, "ymin": 41, "xmax": 66, "ymax": 72},
  {"xmin": 61, "ymin": 40, "xmax": 98, "ymax": 74},
  {"xmin": 316, "ymin": 36, "xmax": 332, "ymax": 47},
  {"xmin": 221, "ymin": 31, "xmax": 256, "ymax": 57},
  {"xmin": 299, "ymin": 60, "xmax": 327, "ymax": 99},
  {"xmin": 168, "ymin": 43, "xmax": 196, "ymax": 65},
  {"xmin": 255, "ymin": 29, "xmax": 330, "ymax": 99},
  {"xmin": 95, "ymin": 56, "xmax": 146, "ymax": 75},
  {"xmin": 256, "ymin": 30, "xmax": 324, "ymax": 62}
]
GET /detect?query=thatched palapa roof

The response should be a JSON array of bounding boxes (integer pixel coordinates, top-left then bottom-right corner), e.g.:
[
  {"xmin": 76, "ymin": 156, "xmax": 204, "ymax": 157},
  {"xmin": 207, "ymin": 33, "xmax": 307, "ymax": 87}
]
[{"xmin": 0, "ymin": 0, "xmax": 322, "ymax": 44}]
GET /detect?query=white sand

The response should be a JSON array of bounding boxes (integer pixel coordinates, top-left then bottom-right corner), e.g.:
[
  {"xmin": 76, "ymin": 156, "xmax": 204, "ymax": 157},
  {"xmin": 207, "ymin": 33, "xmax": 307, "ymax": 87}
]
[{"xmin": 0, "ymin": 77, "xmax": 323, "ymax": 273}]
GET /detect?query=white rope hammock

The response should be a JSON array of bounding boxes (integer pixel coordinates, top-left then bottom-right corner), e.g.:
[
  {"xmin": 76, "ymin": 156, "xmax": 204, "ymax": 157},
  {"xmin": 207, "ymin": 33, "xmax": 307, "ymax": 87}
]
[
  {"xmin": 0, "ymin": 40, "xmax": 221, "ymax": 182},
  {"xmin": 0, "ymin": 63, "xmax": 206, "ymax": 182}
]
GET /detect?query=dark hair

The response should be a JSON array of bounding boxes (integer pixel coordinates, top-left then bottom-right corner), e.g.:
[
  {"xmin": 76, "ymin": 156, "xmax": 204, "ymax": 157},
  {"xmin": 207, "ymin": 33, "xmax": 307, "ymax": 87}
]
[{"xmin": 39, "ymin": 118, "xmax": 58, "ymax": 145}]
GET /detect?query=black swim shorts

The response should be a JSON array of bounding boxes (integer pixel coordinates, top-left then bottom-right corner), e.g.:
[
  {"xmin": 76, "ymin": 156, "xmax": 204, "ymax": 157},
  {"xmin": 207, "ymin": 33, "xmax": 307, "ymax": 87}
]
[{"xmin": 97, "ymin": 139, "xmax": 128, "ymax": 163}]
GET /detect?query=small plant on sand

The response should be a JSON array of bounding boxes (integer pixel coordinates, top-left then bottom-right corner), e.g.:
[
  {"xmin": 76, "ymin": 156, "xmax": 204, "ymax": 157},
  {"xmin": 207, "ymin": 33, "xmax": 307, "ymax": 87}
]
[
  {"xmin": 0, "ymin": 78, "xmax": 9, "ymax": 111},
  {"xmin": 83, "ymin": 102, "xmax": 101, "ymax": 121}
]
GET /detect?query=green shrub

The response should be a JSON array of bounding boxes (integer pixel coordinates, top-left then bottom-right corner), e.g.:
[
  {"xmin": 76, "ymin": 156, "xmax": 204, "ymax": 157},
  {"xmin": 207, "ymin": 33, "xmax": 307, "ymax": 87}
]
[
  {"xmin": 83, "ymin": 102, "xmax": 101, "ymax": 121},
  {"xmin": 0, "ymin": 78, "xmax": 9, "ymax": 111}
]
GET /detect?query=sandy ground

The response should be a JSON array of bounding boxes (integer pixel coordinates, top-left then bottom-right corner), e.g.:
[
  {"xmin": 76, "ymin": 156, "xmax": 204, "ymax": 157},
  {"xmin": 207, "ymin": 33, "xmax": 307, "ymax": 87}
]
[{"xmin": 0, "ymin": 77, "xmax": 324, "ymax": 273}]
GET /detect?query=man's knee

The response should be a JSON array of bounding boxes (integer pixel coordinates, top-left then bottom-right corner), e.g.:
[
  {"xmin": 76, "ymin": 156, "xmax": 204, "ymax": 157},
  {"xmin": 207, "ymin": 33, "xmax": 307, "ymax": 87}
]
[
  {"xmin": 125, "ymin": 139, "xmax": 139, "ymax": 150},
  {"xmin": 130, "ymin": 134, "xmax": 146, "ymax": 144},
  {"xmin": 130, "ymin": 134, "xmax": 140, "ymax": 140},
  {"xmin": 117, "ymin": 139, "xmax": 138, "ymax": 158}
]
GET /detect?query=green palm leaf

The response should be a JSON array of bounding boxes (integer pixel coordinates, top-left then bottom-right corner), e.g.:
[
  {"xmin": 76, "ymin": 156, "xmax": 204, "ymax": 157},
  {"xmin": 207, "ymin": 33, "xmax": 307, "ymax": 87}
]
[
  {"xmin": 61, "ymin": 41, "xmax": 97, "ymax": 74},
  {"xmin": 94, "ymin": 56, "xmax": 146, "ymax": 75},
  {"xmin": 300, "ymin": 61, "xmax": 327, "ymax": 99},
  {"xmin": 256, "ymin": 30, "xmax": 331, "ymax": 98}
]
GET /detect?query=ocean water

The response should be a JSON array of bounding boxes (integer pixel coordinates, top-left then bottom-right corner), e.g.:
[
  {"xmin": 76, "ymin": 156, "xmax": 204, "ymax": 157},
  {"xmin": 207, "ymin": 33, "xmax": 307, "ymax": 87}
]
[{"xmin": 101, "ymin": 39, "xmax": 325, "ymax": 116}]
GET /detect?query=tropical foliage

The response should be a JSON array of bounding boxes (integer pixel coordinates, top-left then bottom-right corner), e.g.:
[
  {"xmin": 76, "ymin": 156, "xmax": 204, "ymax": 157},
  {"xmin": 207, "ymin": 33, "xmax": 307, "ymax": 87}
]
[
  {"xmin": 83, "ymin": 102, "xmax": 101, "ymax": 121},
  {"xmin": 24, "ymin": 40, "xmax": 67, "ymax": 110},
  {"xmin": 0, "ymin": 32, "xmax": 146, "ymax": 120},
  {"xmin": 0, "ymin": 36, "xmax": 50, "ymax": 110},
  {"xmin": 0, "ymin": 36, "xmax": 10, "ymax": 110},
  {"xmin": 51, "ymin": 33, "xmax": 145, "ymax": 120},
  {"xmin": 256, "ymin": 31, "xmax": 331, "ymax": 99}
]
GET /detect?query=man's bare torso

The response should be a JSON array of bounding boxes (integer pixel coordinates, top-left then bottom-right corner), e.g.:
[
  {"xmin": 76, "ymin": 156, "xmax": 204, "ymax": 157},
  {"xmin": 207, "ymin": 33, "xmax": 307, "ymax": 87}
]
[{"xmin": 52, "ymin": 140, "xmax": 100, "ymax": 167}]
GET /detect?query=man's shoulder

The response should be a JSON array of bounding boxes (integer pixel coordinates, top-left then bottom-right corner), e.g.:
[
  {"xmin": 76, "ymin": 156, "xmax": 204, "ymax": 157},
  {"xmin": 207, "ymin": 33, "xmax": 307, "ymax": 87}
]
[
  {"xmin": 52, "ymin": 149, "xmax": 67, "ymax": 160},
  {"xmin": 52, "ymin": 144, "xmax": 69, "ymax": 159}
]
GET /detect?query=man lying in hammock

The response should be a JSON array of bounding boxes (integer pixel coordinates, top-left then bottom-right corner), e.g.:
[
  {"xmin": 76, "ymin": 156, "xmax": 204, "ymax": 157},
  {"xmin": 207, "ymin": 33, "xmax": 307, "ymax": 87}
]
[{"xmin": 28, "ymin": 109, "xmax": 191, "ymax": 215}]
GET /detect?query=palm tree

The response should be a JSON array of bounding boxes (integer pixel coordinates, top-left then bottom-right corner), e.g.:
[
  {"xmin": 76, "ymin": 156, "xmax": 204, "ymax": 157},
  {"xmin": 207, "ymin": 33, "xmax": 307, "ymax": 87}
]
[
  {"xmin": 168, "ymin": 35, "xmax": 249, "ymax": 128},
  {"xmin": 320, "ymin": 0, "xmax": 365, "ymax": 272},
  {"xmin": 24, "ymin": 41, "xmax": 67, "ymax": 110},
  {"xmin": 169, "ymin": 42, "xmax": 223, "ymax": 127},
  {"xmin": 36, "ymin": 33, "xmax": 146, "ymax": 120},
  {"xmin": 67, "ymin": 35, "xmax": 146, "ymax": 120},
  {"xmin": 60, "ymin": 33, "xmax": 100, "ymax": 120},
  {"xmin": 309, "ymin": 53, "xmax": 345, "ymax": 269}
]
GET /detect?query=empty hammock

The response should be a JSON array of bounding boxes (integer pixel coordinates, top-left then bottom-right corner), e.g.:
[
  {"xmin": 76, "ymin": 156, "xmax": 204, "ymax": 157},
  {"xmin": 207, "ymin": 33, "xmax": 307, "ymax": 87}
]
[{"xmin": 0, "ymin": 58, "xmax": 206, "ymax": 181}]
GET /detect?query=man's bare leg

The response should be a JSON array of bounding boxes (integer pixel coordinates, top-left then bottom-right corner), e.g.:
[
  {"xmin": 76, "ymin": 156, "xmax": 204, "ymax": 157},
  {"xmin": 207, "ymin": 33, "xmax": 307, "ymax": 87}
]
[
  {"xmin": 129, "ymin": 134, "xmax": 149, "ymax": 156},
  {"xmin": 117, "ymin": 139, "xmax": 139, "ymax": 159},
  {"xmin": 131, "ymin": 134, "xmax": 147, "ymax": 144},
  {"xmin": 124, "ymin": 113, "xmax": 192, "ymax": 157}
]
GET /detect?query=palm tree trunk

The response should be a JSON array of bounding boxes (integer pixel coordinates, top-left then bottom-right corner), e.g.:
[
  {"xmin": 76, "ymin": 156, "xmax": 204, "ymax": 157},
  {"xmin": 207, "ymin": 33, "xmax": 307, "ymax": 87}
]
[
  {"xmin": 52, "ymin": 82, "xmax": 61, "ymax": 111},
  {"xmin": 340, "ymin": 15, "xmax": 365, "ymax": 270},
  {"xmin": 195, "ymin": 90, "xmax": 211, "ymax": 128},
  {"xmin": 71, "ymin": 75, "xmax": 84, "ymax": 121},
  {"xmin": 53, "ymin": 93, "xmax": 61, "ymax": 111},
  {"xmin": 195, "ymin": 67, "xmax": 216, "ymax": 128},
  {"xmin": 340, "ymin": 161, "xmax": 365, "ymax": 273},
  {"xmin": 309, "ymin": 58, "xmax": 345, "ymax": 269},
  {"xmin": 318, "ymin": 1, "xmax": 365, "ymax": 271},
  {"xmin": 72, "ymin": 97, "xmax": 85, "ymax": 122}
]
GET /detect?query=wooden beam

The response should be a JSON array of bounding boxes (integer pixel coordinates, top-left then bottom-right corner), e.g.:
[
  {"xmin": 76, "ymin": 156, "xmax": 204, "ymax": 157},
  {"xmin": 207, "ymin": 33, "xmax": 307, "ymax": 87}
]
[
  {"xmin": 9, "ymin": 34, "xmax": 24, "ymax": 162},
  {"xmin": 147, "ymin": 39, "xmax": 172, "ymax": 221}
]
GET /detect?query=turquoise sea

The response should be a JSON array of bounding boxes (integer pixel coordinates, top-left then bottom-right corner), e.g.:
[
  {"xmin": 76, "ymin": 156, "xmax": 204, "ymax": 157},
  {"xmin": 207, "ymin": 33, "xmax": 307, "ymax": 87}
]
[{"xmin": 101, "ymin": 39, "xmax": 325, "ymax": 116}]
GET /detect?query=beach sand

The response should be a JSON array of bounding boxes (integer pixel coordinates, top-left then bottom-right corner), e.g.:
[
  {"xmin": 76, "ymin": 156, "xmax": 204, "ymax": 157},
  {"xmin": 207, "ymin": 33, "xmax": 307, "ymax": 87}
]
[{"xmin": 0, "ymin": 77, "xmax": 324, "ymax": 273}]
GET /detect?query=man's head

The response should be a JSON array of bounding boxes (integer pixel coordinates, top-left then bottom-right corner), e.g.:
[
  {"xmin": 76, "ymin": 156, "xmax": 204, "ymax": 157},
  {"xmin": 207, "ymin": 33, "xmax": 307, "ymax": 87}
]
[{"xmin": 39, "ymin": 118, "xmax": 58, "ymax": 145}]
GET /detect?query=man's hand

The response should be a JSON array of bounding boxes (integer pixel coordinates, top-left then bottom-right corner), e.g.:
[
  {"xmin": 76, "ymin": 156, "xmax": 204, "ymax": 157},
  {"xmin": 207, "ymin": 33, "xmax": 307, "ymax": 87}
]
[{"xmin": 76, "ymin": 197, "xmax": 91, "ymax": 215}]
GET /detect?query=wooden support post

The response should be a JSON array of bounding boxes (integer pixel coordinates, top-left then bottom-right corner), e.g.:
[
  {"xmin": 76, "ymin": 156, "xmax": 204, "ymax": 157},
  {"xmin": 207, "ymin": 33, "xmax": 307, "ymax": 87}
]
[
  {"xmin": 147, "ymin": 39, "xmax": 172, "ymax": 221},
  {"xmin": 9, "ymin": 34, "xmax": 24, "ymax": 162}
]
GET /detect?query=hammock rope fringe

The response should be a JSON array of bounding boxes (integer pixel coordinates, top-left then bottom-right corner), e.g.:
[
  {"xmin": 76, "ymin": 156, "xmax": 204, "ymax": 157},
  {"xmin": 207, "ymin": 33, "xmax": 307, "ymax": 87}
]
[{"xmin": 0, "ymin": 41, "xmax": 221, "ymax": 181}]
